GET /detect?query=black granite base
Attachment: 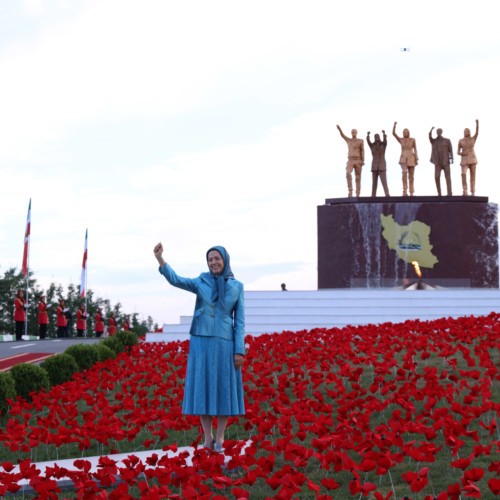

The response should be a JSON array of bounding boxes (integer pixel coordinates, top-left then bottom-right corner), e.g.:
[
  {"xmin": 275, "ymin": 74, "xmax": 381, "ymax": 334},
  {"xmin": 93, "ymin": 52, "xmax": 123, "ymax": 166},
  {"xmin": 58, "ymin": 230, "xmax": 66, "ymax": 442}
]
[{"xmin": 318, "ymin": 197, "xmax": 499, "ymax": 288}]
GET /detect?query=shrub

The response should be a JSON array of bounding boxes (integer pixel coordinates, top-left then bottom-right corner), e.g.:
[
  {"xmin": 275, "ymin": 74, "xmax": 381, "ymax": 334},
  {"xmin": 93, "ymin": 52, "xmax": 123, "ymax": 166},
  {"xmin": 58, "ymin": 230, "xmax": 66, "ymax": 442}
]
[
  {"xmin": 0, "ymin": 372, "xmax": 16, "ymax": 415},
  {"xmin": 101, "ymin": 336, "xmax": 125, "ymax": 354},
  {"xmin": 10, "ymin": 364, "xmax": 50, "ymax": 401},
  {"xmin": 93, "ymin": 343, "xmax": 116, "ymax": 362},
  {"xmin": 65, "ymin": 344, "xmax": 98, "ymax": 371},
  {"xmin": 40, "ymin": 354, "xmax": 79, "ymax": 386},
  {"xmin": 115, "ymin": 330, "xmax": 138, "ymax": 351}
]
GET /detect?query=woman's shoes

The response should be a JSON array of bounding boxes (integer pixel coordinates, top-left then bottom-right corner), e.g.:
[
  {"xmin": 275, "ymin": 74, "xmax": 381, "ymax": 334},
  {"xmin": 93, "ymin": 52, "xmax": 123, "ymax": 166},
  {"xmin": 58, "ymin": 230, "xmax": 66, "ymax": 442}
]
[
  {"xmin": 201, "ymin": 439, "xmax": 223, "ymax": 453},
  {"xmin": 202, "ymin": 439, "xmax": 214, "ymax": 450}
]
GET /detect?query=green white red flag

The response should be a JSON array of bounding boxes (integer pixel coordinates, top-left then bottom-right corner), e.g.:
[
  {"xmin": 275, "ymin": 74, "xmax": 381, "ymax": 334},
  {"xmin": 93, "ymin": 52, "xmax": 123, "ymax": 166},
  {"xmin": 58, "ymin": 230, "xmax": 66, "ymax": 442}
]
[
  {"xmin": 22, "ymin": 199, "xmax": 31, "ymax": 277},
  {"xmin": 80, "ymin": 229, "xmax": 88, "ymax": 298}
]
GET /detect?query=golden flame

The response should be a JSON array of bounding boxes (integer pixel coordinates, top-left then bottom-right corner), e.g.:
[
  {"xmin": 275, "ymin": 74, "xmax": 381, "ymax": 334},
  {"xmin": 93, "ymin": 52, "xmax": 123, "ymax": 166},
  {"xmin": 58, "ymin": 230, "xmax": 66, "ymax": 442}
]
[{"xmin": 411, "ymin": 260, "xmax": 422, "ymax": 278}]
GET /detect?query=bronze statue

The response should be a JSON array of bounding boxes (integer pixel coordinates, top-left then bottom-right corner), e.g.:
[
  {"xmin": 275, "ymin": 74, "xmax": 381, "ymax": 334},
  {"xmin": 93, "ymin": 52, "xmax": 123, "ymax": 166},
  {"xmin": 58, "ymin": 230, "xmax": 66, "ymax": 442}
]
[
  {"xmin": 457, "ymin": 120, "xmax": 479, "ymax": 196},
  {"xmin": 367, "ymin": 130, "xmax": 389, "ymax": 197},
  {"xmin": 337, "ymin": 125, "xmax": 364, "ymax": 197},
  {"xmin": 392, "ymin": 122, "xmax": 418, "ymax": 196},
  {"xmin": 429, "ymin": 127, "xmax": 453, "ymax": 196}
]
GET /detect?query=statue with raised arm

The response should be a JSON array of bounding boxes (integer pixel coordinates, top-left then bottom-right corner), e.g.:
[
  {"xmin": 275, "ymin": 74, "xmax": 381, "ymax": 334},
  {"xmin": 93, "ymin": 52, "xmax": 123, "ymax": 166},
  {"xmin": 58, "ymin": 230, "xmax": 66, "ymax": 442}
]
[
  {"xmin": 367, "ymin": 130, "xmax": 389, "ymax": 197},
  {"xmin": 337, "ymin": 124, "xmax": 364, "ymax": 197},
  {"xmin": 457, "ymin": 120, "xmax": 479, "ymax": 196},
  {"xmin": 392, "ymin": 122, "xmax": 418, "ymax": 196},
  {"xmin": 429, "ymin": 127, "xmax": 453, "ymax": 196}
]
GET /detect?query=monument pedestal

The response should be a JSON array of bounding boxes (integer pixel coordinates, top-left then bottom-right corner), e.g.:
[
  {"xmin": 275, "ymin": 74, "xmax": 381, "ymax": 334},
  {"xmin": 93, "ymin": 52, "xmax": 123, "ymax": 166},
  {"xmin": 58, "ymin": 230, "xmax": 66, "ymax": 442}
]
[{"xmin": 317, "ymin": 196, "xmax": 499, "ymax": 289}]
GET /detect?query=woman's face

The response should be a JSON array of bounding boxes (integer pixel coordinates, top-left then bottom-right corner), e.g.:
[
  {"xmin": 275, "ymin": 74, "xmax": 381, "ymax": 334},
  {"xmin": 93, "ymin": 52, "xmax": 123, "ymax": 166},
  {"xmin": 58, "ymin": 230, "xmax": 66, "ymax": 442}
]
[{"xmin": 207, "ymin": 250, "xmax": 224, "ymax": 275}]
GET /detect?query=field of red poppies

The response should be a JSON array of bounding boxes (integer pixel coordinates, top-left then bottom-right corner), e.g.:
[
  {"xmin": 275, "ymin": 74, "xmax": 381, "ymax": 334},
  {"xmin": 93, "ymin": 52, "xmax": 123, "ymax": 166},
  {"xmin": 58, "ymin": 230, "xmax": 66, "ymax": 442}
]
[{"xmin": 1, "ymin": 313, "xmax": 500, "ymax": 499}]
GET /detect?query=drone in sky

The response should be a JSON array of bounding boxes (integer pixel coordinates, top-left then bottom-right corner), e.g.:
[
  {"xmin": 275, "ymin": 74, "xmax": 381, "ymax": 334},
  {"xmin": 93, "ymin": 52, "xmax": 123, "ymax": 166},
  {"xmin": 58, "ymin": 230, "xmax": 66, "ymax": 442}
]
[{"xmin": 400, "ymin": 47, "xmax": 411, "ymax": 52}]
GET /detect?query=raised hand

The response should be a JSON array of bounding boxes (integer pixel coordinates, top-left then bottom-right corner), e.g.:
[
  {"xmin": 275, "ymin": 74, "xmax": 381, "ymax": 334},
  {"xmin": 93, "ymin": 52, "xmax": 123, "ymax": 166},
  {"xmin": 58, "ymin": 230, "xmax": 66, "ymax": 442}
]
[
  {"xmin": 154, "ymin": 242, "xmax": 166, "ymax": 267},
  {"xmin": 154, "ymin": 242, "xmax": 163, "ymax": 258}
]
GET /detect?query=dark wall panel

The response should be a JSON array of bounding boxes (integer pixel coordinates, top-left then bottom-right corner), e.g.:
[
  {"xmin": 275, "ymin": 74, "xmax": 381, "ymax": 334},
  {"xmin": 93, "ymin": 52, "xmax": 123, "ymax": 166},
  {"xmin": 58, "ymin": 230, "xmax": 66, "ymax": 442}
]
[{"xmin": 318, "ymin": 196, "xmax": 499, "ymax": 288}]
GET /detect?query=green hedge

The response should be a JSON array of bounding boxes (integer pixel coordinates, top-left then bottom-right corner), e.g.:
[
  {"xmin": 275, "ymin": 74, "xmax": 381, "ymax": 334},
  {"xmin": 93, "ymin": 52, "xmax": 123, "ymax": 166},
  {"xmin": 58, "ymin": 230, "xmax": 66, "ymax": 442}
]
[
  {"xmin": 4, "ymin": 335, "xmax": 139, "ymax": 405},
  {"xmin": 64, "ymin": 344, "xmax": 98, "ymax": 371},
  {"xmin": 100, "ymin": 335, "xmax": 125, "ymax": 354},
  {"xmin": 93, "ymin": 343, "xmax": 116, "ymax": 362},
  {"xmin": 40, "ymin": 353, "xmax": 79, "ymax": 386},
  {"xmin": 0, "ymin": 372, "xmax": 16, "ymax": 415},
  {"xmin": 10, "ymin": 364, "xmax": 50, "ymax": 402},
  {"xmin": 115, "ymin": 330, "xmax": 138, "ymax": 351}
]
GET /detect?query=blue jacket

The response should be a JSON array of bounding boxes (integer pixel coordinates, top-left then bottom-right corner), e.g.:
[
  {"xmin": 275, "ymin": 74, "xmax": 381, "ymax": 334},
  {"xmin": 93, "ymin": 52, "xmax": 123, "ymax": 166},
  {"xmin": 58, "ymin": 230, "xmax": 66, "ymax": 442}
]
[{"xmin": 159, "ymin": 263, "xmax": 245, "ymax": 355}]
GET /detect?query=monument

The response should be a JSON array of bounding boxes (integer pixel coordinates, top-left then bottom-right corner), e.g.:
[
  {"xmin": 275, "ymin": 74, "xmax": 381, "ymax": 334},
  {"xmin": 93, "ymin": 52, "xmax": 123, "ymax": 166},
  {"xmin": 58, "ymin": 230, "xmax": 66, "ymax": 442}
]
[
  {"xmin": 366, "ymin": 130, "xmax": 389, "ymax": 197},
  {"xmin": 458, "ymin": 120, "xmax": 479, "ymax": 196},
  {"xmin": 429, "ymin": 127, "xmax": 453, "ymax": 196},
  {"xmin": 393, "ymin": 122, "xmax": 418, "ymax": 196},
  {"xmin": 336, "ymin": 125, "xmax": 364, "ymax": 198},
  {"xmin": 318, "ymin": 196, "xmax": 498, "ymax": 288},
  {"xmin": 319, "ymin": 120, "xmax": 498, "ymax": 289}
]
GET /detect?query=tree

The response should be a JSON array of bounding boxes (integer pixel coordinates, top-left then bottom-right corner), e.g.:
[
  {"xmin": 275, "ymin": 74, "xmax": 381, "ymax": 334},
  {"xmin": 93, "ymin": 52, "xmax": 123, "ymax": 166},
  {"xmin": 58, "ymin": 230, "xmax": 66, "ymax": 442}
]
[
  {"xmin": 0, "ymin": 267, "xmax": 157, "ymax": 337},
  {"xmin": 0, "ymin": 268, "xmax": 43, "ymax": 336}
]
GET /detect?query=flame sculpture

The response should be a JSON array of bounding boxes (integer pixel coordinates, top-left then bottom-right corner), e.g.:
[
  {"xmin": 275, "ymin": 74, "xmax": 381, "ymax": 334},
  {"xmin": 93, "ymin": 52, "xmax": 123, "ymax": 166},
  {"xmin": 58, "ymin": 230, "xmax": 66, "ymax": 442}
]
[{"xmin": 411, "ymin": 260, "xmax": 422, "ymax": 278}]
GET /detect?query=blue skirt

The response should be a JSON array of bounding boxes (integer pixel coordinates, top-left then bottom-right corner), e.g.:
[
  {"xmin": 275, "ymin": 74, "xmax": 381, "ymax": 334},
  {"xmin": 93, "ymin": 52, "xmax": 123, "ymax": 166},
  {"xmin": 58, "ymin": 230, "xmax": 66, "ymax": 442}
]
[{"xmin": 182, "ymin": 335, "xmax": 245, "ymax": 416}]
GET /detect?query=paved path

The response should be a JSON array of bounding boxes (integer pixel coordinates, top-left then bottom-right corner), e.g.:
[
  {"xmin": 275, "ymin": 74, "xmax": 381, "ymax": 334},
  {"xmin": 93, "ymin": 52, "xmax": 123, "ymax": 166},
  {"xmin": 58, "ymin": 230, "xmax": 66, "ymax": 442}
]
[
  {"xmin": 0, "ymin": 338, "xmax": 102, "ymax": 363},
  {"xmin": 11, "ymin": 441, "xmax": 250, "ymax": 493}
]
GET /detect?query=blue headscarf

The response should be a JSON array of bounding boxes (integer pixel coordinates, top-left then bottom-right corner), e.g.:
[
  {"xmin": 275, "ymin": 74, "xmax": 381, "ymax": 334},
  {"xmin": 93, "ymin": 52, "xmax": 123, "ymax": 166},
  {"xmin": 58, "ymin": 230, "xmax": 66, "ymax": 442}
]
[{"xmin": 206, "ymin": 246, "xmax": 234, "ymax": 309}]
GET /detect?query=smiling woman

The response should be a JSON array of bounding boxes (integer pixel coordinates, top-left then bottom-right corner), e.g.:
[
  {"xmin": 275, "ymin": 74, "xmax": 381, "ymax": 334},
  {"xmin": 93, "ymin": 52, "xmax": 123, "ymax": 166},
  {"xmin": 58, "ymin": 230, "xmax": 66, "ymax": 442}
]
[
  {"xmin": 207, "ymin": 249, "xmax": 224, "ymax": 275},
  {"xmin": 153, "ymin": 242, "xmax": 245, "ymax": 454}
]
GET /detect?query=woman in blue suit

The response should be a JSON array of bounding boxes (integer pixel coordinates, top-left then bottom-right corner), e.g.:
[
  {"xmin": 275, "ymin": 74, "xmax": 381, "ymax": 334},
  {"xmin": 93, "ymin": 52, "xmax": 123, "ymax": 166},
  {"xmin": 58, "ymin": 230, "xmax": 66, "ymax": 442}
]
[{"xmin": 154, "ymin": 242, "xmax": 245, "ymax": 453}]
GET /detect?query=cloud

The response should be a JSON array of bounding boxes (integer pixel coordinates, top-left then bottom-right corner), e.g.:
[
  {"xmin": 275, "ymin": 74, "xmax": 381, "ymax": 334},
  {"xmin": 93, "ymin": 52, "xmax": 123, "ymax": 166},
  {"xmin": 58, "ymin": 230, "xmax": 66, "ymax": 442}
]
[
  {"xmin": 3, "ymin": 0, "xmax": 497, "ymax": 162},
  {"xmin": 1, "ymin": 0, "xmax": 500, "ymax": 326},
  {"xmin": 19, "ymin": 0, "xmax": 46, "ymax": 16}
]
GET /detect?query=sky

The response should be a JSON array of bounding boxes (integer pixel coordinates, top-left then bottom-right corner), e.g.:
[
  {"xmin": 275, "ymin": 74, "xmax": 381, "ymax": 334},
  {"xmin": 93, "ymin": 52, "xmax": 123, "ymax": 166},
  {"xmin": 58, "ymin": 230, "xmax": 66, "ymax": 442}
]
[{"xmin": 1, "ymin": 0, "xmax": 499, "ymax": 325}]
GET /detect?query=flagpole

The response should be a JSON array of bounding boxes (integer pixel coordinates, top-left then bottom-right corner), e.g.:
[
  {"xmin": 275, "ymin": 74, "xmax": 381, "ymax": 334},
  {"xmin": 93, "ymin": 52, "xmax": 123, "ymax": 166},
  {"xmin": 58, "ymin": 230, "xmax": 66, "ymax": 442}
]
[
  {"xmin": 80, "ymin": 229, "xmax": 88, "ymax": 337},
  {"xmin": 85, "ymin": 230, "xmax": 88, "ymax": 337},
  {"xmin": 24, "ymin": 259, "xmax": 29, "ymax": 339},
  {"xmin": 23, "ymin": 199, "xmax": 32, "ymax": 340}
]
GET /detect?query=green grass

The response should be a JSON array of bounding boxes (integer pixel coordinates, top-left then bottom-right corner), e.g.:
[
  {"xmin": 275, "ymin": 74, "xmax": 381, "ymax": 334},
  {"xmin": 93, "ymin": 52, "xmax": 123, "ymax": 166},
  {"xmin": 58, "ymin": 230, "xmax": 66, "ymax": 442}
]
[{"xmin": 3, "ymin": 328, "xmax": 500, "ymax": 499}]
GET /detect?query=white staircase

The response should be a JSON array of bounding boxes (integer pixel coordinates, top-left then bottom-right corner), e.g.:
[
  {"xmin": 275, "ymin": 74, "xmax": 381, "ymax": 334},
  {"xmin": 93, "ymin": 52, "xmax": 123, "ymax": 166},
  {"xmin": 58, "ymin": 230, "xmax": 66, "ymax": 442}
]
[{"xmin": 145, "ymin": 289, "xmax": 500, "ymax": 343}]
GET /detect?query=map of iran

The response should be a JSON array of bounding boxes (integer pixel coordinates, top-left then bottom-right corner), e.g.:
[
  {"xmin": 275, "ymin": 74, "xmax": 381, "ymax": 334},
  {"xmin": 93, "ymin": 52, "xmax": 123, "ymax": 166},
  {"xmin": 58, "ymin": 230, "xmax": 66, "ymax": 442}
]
[{"xmin": 380, "ymin": 214, "xmax": 439, "ymax": 268}]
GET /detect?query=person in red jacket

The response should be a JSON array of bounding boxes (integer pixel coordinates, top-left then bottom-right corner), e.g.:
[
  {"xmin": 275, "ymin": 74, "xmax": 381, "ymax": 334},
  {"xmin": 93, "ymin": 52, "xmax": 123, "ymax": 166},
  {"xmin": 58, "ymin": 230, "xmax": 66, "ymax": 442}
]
[
  {"xmin": 95, "ymin": 308, "xmax": 104, "ymax": 338},
  {"xmin": 122, "ymin": 317, "xmax": 130, "ymax": 331},
  {"xmin": 76, "ymin": 303, "xmax": 88, "ymax": 337},
  {"xmin": 38, "ymin": 295, "xmax": 50, "ymax": 339},
  {"xmin": 56, "ymin": 299, "xmax": 67, "ymax": 338},
  {"xmin": 14, "ymin": 290, "xmax": 27, "ymax": 341},
  {"xmin": 108, "ymin": 312, "xmax": 117, "ymax": 336}
]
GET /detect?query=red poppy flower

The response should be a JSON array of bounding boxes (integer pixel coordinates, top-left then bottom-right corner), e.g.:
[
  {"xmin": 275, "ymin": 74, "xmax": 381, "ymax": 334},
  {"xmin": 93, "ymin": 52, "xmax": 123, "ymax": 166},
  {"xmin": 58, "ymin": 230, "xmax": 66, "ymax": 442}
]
[
  {"xmin": 488, "ymin": 478, "xmax": 500, "ymax": 495},
  {"xmin": 321, "ymin": 478, "xmax": 340, "ymax": 490},
  {"xmin": 402, "ymin": 467, "xmax": 429, "ymax": 492}
]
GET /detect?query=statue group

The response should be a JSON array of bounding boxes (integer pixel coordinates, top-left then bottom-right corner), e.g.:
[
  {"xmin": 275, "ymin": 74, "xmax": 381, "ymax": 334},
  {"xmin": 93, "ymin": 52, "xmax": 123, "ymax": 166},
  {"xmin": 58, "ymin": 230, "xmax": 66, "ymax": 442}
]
[{"xmin": 337, "ymin": 120, "xmax": 479, "ymax": 198}]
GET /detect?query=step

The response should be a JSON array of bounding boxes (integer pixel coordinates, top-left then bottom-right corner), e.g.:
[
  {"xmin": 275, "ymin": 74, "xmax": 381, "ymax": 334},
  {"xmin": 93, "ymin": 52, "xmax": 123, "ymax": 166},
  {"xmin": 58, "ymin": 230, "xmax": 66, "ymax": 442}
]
[
  {"xmin": 146, "ymin": 289, "xmax": 500, "ymax": 343},
  {"xmin": 244, "ymin": 289, "xmax": 500, "ymax": 299},
  {"xmin": 244, "ymin": 298, "xmax": 500, "ymax": 308}
]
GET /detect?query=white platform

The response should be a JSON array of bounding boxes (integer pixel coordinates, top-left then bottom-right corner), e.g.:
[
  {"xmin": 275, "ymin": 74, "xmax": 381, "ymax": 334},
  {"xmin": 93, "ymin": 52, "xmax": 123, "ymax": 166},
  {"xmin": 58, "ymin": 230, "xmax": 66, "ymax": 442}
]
[
  {"xmin": 145, "ymin": 288, "xmax": 500, "ymax": 343},
  {"xmin": 12, "ymin": 442, "xmax": 250, "ymax": 492}
]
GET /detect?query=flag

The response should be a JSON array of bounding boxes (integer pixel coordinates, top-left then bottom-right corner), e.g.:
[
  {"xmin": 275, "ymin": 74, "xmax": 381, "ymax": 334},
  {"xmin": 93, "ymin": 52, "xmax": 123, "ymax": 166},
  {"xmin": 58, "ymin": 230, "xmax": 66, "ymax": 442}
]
[
  {"xmin": 22, "ymin": 199, "xmax": 31, "ymax": 277},
  {"xmin": 80, "ymin": 229, "xmax": 88, "ymax": 298}
]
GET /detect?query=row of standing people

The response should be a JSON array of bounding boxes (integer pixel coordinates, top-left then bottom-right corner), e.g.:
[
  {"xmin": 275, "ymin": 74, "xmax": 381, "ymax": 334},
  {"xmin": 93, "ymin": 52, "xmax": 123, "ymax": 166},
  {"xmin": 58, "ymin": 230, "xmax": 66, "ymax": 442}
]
[
  {"xmin": 337, "ymin": 120, "xmax": 479, "ymax": 198},
  {"xmin": 13, "ymin": 290, "xmax": 130, "ymax": 341}
]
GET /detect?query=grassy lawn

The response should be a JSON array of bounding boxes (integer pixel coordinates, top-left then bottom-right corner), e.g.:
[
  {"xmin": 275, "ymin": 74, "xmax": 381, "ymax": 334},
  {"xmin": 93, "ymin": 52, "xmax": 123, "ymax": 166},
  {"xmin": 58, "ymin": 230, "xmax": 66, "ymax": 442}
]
[{"xmin": 1, "ymin": 314, "xmax": 499, "ymax": 499}]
